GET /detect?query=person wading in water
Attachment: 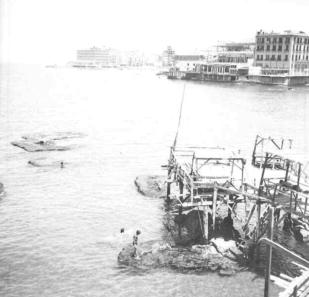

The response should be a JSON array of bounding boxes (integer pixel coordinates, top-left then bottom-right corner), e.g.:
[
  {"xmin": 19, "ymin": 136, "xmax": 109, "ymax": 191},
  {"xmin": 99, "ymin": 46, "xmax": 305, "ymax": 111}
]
[{"xmin": 132, "ymin": 230, "xmax": 141, "ymax": 258}]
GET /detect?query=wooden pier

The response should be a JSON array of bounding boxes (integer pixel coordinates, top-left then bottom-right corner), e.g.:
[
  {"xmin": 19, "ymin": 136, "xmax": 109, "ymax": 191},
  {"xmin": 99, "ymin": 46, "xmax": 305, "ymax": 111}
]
[{"xmin": 166, "ymin": 136, "xmax": 309, "ymax": 296}]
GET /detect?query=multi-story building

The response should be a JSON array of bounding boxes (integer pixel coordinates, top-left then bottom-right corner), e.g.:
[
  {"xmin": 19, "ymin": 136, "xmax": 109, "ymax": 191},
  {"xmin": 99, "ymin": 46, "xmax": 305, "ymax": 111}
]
[
  {"xmin": 252, "ymin": 30, "xmax": 309, "ymax": 84},
  {"xmin": 161, "ymin": 46, "xmax": 175, "ymax": 67},
  {"xmin": 74, "ymin": 47, "xmax": 120, "ymax": 67}
]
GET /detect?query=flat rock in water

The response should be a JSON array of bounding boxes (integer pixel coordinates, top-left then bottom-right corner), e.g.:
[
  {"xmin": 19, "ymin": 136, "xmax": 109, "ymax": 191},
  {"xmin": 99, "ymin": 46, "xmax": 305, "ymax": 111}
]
[
  {"xmin": 135, "ymin": 175, "xmax": 166, "ymax": 198},
  {"xmin": 11, "ymin": 140, "xmax": 72, "ymax": 152},
  {"xmin": 118, "ymin": 240, "xmax": 241, "ymax": 275},
  {"xmin": 22, "ymin": 131, "xmax": 86, "ymax": 142},
  {"xmin": 28, "ymin": 158, "xmax": 65, "ymax": 168}
]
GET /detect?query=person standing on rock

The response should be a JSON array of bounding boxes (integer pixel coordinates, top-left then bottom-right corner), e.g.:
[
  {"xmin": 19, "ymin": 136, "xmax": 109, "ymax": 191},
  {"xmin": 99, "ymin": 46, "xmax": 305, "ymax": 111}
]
[{"xmin": 132, "ymin": 230, "xmax": 141, "ymax": 258}]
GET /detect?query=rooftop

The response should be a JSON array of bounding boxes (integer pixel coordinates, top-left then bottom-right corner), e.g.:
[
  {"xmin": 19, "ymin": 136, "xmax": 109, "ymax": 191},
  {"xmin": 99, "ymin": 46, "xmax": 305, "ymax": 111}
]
[{"xmin": 256, "ymin": 30, "xmax": 308, "ymax": 36}]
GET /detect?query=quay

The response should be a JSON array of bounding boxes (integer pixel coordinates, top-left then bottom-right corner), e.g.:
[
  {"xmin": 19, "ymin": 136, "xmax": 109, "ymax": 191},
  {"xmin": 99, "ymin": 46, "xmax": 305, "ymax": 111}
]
[
  {"xmin": 165, "ymin": 135, "xmax": 309, "ymax": 296},
  {"xmin": 164, "ymin": 30, "xmax": 309, "ymax": 86}
]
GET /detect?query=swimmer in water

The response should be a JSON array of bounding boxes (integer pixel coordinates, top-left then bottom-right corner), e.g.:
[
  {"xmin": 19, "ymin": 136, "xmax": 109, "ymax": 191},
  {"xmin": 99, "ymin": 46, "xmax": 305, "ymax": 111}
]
[
  {"xmin": 132, "ymin": 230, "xmax": 141, "ymax": 258},
  {"xmin": 60, "ymin": 161, "xmax": 64, "ymax": 168}
]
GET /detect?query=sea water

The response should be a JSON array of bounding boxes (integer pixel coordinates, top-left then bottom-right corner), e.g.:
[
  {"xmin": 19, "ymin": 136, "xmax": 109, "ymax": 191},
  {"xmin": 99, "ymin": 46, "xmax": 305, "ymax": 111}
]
[{"xmin": 0, "ymin": 64, "xmax": 308, "ymax": 297}]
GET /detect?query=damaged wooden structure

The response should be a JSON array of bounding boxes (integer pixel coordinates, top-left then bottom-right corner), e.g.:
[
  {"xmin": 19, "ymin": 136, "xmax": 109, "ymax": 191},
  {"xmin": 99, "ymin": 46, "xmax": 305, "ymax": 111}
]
[
  {"xmin": 165, "ymin": 134, "xmax": 309, "ymax": 246},
  {"xmin": 166, "ymin": 145, "xmax": 270, "ymax": 242}
]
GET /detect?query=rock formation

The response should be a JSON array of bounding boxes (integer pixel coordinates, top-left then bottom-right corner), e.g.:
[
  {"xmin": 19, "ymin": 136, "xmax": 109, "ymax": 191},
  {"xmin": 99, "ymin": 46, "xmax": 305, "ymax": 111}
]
[{"xmin": 118, "ymin": 239, "xmax": 244, "ymax": 275}]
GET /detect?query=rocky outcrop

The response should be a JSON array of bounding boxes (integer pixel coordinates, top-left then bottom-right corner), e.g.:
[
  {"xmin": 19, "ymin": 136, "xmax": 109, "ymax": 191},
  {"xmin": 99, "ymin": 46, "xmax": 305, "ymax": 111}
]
[
  {"xmin": 134, "ymin": 175, "xmax": 166, "ymax": 198},
  {"xmin": 118, "ymin": 239, "xmax": 244, "ymax": 275},
  {"xmin": 21, "ymin": 131, "xmax": 86, "ymax": 142},
  {"xmin": 28, "ymin": 158, "xmax": 65, "ymax": 168},
  {"xmin": 11, "ymin": 131, "xmax": 85, "ymax": 152},
  {"xmin": 11, "ymin": 140, "xmax": 72, "ymax": 152}
]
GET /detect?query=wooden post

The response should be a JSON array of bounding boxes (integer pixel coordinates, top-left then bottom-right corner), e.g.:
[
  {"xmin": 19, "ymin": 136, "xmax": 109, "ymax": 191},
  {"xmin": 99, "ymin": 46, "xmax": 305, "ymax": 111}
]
[
  {"xmin": 264, "ymin": 207, "xmax": 274, "ymax": 297},
  {"xmin": 167, "ymin": 181, "xmax": 171, "ymax": 201},
  {"xmin": 230, "ymin": 160, "xmax": 234, "ymax": 182},
  {"xmin": 213, "ymin": 184, "xmax": 217, "ymax": 230},
  {"xmin": 252, "ymin": 135, "xmax": 259, "ymax": 166},
  {"xmin": 167, "ymin": 152, "xmax": 173, "ymax": 201},
  {"xmin": 179, "ymin": 180, "xmax": 184, "ymax": 202},
  {"xmin": 290, "ymin": 191, "xmax": 293, "ymax": 214},
  {"xmin": 272, "ymin": 184, "xmax": 277, "ymax": 205},
  {"xmin": 257, "ymin": 153, "xmax": 269, "ymax": 241},
  {"xmin": 204, "ymin": 206, "xmax": 208, "ymax": 243},
  {"xmin": 285, "ymin": 161, "xmax": 290, "ymax": 182},
  {"xmin": 293, "ymin": 286, "xmax": 297, "ymax": 297},
  {"xmin": 295, "ymin": 163, "xmax": 302, "ymax": 211},
  {"xmin": 190, "ymin": 179, "xmax": 194, "ymax": 202}
]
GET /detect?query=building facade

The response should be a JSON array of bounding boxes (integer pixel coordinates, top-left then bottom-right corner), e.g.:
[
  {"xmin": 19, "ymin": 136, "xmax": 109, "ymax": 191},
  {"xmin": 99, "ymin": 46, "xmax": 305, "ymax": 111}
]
[
  {"xmin": 76, "ymin": 47, "xmax": 120, "ymax": 67},
  {"xmin": 161, "ymin": 46, "xmax": 175, "ymax": 67},
  {"xmin": 254, "ymin": 30, "xmax": 309, "ymax": 75}
]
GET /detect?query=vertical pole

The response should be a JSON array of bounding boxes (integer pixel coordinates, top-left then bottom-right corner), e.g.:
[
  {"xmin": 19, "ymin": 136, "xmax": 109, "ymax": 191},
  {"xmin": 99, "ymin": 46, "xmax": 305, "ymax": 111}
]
[
  {"xmin": 166, "ymin": 182, "xmax": 171, "ymax": 201},
  {"xmin": 289, "ymin": 192, "xmax": 293, "ymax": 214},
  {"xmin": 284, "ymin": 161, "xmax": 290, "ymax": 182},
  {"xmin": 230, "ymin": 160, "xmax": 234, "ymax": 182},
  {"xmin": 252, "ymin": 135, "xmax": 259, "ymax": 166},
  {"xmin": 257, "ymin": 153, "xmax": 269, "ymax": 240},
  {"xmin": 292, "ymin": 286, "xmax": 297, "ymax": 297},
  {"xmin": 190, "ymin": 179, "xmax": 194, "ymax": 202},
  {"xmin": 213, "ymin": 184, "xmax": 217, "ymax": 230},
  {"xmin": 295, "ymin": 163, "xmax": 301, "ymax": 211},
  {"xmin": 179, "ymin": 180, "xmax": 184, "ymax": 202},
  {"xmin": 167, "ymin": 179, "xmax": 171, "ymax": 201},
  {"xmin": 272, "ymin": 184, "xmax": 277, "ymax": 205},
  {"xmin": 204, "ymin": 206, "xmax": 208, "ymax": 243},
  {"xmin": 167, "ymin": 147, "xmax": 173, "ymax": 201},
  {"xmin": 264, "ymin": 207, "xmax": 274, "ymax": 297}
]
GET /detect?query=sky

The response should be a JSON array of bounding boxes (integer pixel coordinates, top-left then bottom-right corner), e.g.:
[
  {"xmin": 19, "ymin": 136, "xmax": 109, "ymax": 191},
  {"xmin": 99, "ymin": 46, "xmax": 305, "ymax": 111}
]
[{"xmin": 1, "ymin": 0, "xmax": 309, "ymax": 64}]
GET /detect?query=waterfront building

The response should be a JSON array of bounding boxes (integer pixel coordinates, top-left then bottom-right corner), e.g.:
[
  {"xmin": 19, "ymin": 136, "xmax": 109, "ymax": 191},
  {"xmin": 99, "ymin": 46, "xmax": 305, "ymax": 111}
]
[
  {"xmin": 161, "ymin": 46, "xmax": 175, "ymax": 67},
  {"xmin": 168, "ymin": 43, "xmax": 253, "ymax": 81},
  {"xmin": 74, "ymin": 46, "xmax": 120, "ymax": 67},
  {"xmin": 251, "ymin": 30, "xmax": 309, "ymax": 84},
  {"xmin": 173, "ymin": 54, "xmax": 205, "ymax": 71},
  {"xmin": 217, "ymin": 42, "xmax": 254, "ymax": 64}
]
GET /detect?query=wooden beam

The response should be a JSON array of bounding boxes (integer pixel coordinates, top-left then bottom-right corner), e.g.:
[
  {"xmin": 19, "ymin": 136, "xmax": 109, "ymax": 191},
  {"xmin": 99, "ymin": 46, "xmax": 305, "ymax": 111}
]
[
  {"xmin": 295, "ymin": 163, "xmax": 302, "ymax": 211},
  {"xmin": 204, "ymin": 206, "xmax": 208, "ymax": 243},
  {"xmin": 257, "ymin": 153, "xmax": 270, "ymax": 240},
  {"xmin": 264, "ymin": 207, "xmax": 274, "ymax": 297},
  {"xmin": 213, "ymin": 185, "xmax": 217, "ymax": 230}
]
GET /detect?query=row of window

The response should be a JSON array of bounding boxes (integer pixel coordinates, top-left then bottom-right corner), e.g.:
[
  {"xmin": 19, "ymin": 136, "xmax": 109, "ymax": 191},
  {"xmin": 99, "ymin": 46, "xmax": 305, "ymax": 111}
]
[
  {"xmin": 256, "ymin": 54, "xmax": 288, "ymax": 61},
  {"xmin": 256, "ymin": 54, "xmax": 309, "ymax": 61},
  {"xmin": 256, "ymin": 45, "xmax": 289, "ymax": 51},
  {"xmin": 256, "ymin": 44, "xmax": 309, "ymax": 52},
  {"xmin": 257, "ymin": 36, "xmax": 309, "ymax": 44},
  {"xmin": 293, "ymin": 54, "xmax": 309, "ymax": 61},
  {"xmin": 257, "ymin": 37, "xmax": 290, "ymax": 44},
  {"xmin": 294, "ymin": 45, "xmax": 309, "ymax": 52}
]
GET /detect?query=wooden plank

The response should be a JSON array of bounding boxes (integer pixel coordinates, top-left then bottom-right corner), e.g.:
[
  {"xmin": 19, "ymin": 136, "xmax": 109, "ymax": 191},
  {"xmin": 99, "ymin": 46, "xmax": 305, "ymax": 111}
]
[
  {"xmin": 292, "ymin": 262, "xmax": 309, "ymax": 271},
  {"xmin": 182, "ymin": 201, "xmax": 214, "ymax": 208},
  {"xmin": 280, "ymin": 273, "xmax": 294, "ymax": 282},
  {"xmin": 270, "ymin": 275, "xmax": 290, "ymax": 289}
]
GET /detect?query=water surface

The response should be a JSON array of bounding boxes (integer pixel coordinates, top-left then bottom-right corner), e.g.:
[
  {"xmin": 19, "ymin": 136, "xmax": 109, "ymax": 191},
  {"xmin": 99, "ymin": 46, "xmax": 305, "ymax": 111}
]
[{"xmin": 0, "ymin": 64, "xmax": 308, "ymax": 296}]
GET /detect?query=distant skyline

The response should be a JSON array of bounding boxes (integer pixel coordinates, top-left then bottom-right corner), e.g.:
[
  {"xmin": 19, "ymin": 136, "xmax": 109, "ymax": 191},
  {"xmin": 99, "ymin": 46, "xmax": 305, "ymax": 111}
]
[{"xmin": 1, "ymin": 0, "xmax": 309, "ymax": 64}]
